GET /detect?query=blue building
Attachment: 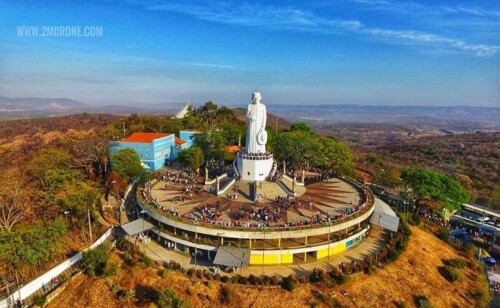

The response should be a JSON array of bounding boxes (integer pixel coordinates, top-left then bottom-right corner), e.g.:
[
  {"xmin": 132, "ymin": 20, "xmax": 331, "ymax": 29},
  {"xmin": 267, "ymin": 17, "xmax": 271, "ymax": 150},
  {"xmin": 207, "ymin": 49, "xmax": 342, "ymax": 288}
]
[
  {"xmin": 110, "ymin": 131, "xmax": 199, "ymax": 171},
  {"xmin": 179, "ymin": 130, "xmax": 198, "ymax": 147}
]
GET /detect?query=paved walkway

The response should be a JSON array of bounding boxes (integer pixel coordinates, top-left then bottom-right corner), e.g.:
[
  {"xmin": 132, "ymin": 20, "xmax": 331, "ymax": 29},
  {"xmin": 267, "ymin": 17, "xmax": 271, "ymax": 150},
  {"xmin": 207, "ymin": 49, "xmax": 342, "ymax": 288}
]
[{"xmin": 140, "ymin": 228, "xmax": 388, "ymax": 278}]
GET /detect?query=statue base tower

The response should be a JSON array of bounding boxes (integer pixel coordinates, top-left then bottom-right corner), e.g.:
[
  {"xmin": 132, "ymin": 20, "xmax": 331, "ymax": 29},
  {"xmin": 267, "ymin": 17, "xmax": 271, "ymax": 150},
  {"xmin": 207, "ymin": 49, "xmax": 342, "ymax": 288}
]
[{"xmin": 236, "ymin": 152, "xmax": 273, "ymax": 182}]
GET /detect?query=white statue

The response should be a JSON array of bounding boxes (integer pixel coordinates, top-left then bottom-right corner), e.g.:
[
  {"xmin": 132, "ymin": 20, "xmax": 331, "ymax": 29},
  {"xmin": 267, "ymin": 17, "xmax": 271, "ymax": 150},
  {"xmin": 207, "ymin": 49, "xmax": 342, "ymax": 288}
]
[{"xmin": 245, "ymin": 91, "xmax": 267, "ymax": 153}]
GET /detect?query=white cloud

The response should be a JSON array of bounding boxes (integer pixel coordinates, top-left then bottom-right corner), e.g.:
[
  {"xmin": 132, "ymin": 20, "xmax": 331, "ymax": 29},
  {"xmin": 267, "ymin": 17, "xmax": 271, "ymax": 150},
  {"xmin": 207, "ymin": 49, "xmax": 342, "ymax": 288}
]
[{"xmin": 130, "ymin": 1, "xmax": 499, "ymax": 56}]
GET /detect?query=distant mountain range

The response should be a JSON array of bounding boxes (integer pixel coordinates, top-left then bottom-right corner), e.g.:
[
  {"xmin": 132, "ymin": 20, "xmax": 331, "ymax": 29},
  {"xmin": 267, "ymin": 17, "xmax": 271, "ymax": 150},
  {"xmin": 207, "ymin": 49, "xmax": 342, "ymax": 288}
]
[
  {"xmin": 0, "ymin": 96, "xmax": 181, "ymax": 119},
  {"xmin": 0, "ymin": 96, "xmax": 86, "ymax": 113},
  {"xmin": 1, "ymin": 96, "xmax": 498, "ymax": 131},
  {"xmin": 265, "ymin": 104, "xmax": 500, "ymax": 131}
]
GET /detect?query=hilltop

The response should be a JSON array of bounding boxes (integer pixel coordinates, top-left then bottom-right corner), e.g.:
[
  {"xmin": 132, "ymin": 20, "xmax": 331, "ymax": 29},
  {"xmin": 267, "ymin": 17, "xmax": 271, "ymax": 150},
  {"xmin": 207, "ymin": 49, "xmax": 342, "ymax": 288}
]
[{"xmin": 46, "ymin": 226, "xmax": 486, "ymax": 308}]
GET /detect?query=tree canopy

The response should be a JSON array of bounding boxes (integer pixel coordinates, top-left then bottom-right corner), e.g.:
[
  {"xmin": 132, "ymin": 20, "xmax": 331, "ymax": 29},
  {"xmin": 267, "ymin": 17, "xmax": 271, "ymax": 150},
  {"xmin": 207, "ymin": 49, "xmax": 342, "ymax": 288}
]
[
  {"xmin": 400, "ymin": 167, "xmax": 471, "ymax": 211},
  {"xmin": 110, "ymin": 148, "xmax": 144, "ymax": 181},
  {"xmin": 177, "ymin": 146, "xmax": 205, "ymax": 174},
  {"xmin": 270, "ymin": 123, "xmax": 355, "ymax": 176},
  {"xmin": 0, "ymin": 217, "xmax": 67, "ymax": 267}
]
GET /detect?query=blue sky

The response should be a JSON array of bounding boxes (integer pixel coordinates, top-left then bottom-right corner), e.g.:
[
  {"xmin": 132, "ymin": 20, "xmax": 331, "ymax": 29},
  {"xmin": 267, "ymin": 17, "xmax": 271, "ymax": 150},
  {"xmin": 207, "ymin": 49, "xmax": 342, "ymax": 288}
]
[{"xmin": 0, "ymin": 0, "xmax": 499, "ymax": 106}]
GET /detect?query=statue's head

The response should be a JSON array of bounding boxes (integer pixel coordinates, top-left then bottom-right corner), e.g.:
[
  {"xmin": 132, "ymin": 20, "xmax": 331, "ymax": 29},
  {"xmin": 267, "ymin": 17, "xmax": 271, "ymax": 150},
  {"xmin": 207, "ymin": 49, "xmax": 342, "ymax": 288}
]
[{"xmin": 251, "ymin": 91, "xmax": 262, "ymax": 104}]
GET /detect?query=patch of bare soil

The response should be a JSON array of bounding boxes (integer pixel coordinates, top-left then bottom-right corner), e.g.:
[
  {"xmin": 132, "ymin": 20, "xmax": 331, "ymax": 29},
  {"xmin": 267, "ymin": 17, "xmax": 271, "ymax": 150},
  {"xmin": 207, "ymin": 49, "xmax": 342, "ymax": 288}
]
[{"xmin": 47, "ymin": 226, "xmax": 481, "ymax": 308}]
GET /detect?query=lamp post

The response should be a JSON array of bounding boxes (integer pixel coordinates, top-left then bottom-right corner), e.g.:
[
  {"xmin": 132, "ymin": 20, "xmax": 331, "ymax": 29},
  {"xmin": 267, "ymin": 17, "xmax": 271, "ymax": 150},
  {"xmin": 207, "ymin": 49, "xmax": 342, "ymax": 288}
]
[
  {"xmin": 194, "ymin": 219, "xmax": 199, "ymax": 272},
  {"xmin": 140, "ymin": 209, "xmax": 147, "ymax": 253},
  {"xmin": 63, "ymin": 210, "xmax": 70, "ymax": 223},
  {"xmin": 261, "ymin": 225, "xmax": 268, "ymax": 276},
  {"xmin": 327, "ymin": 210, "xmax": 332, "ymax": 264}
]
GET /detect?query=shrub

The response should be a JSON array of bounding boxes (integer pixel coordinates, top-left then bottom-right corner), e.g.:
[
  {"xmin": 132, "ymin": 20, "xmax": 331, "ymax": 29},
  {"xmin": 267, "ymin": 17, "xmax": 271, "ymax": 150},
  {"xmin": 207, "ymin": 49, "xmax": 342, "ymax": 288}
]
[
  {"xmin": 81, "ymin": 243, "xmax": 112, "ymax": 278},
  {"xmin": 110, "ymin": 284, "xmax": 121, "ymax": 294},
  {"xmin": 103, "ymin": 262, "xmax": 118, "ymax": 277},
  {"xmin": 116, "ymin": 237, "xmax": 137, "ymax": 254},
  {"xmin": 143, "ymin": 256, "xmax": 152, "ymax": 268},
  {"xmin": 442, "ymin": 258, "xmax": 467, "ymax": 269},
  {"xmin": 236, "ymin": 275, "xmax": 248, "ymax": 284},
  {"xmin": 437, "ymin": 228, "xmax": 449, "ymax": 242},
  {"xmin": 219, "ymin": 285, "xmax": 236, "ymax": 305},
  {"xmin": 166, "ymin": 260, "xmax": 182, "ymax": 271},
  {"xmin": 120, "ymin": 289, "xmax": 136, "ymax": 300},
  {"xmin": 248, "ymin": 274, "xmax": 258, "ymax": 285},
  {"xmin": 364, "ymin": 266, "xmax": 377, "ymax": 275},
  {"xmin": 281, "ymin": 274, "xmax": 298, "ymax": 292},
  {"xmin": 309, "ymin": 268, "xmax": 327, "ymax": 283},
  {"xmin": 161, "ymin": 270, "xmax": 170, "ymax": 279},
  {"xmin": 331, "ymin": 274, "xmax": 349, "ymax": 285},
  {"xmin": 261, "ymin": 275, "xmax": 271, "ymax": 285},
  {"xmin": 33, "ymin": 295, "xmax": 46, "ymax": 307},
  {"xmin": 413, "ymin": 295, "xmax": 434, "ymax": 308},
  {"xmin": 158, "ymin": 288, "xmax": 190, "ymax": 308},
  {"xmin": 411, "ymin": 214, "xmax": 421, "ymax": 225},
  {"xmin": 195, "ymin": 270, "xmax": 203, "ymax": 279},
  {"xmin": 220, "ymin": 276, "xmax": 229, "ymax": 283},
  {"xmin": 438, "ymin": 266, "xmax": 463, "ymax": 282},
  {"xmin": 474, "ymin": 271, "xmax": 492, "ymax": 308}
]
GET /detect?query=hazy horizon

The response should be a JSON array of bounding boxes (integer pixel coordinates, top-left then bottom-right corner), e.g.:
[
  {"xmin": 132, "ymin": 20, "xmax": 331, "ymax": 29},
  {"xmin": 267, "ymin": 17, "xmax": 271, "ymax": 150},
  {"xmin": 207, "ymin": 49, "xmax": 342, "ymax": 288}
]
[{"xmin": 0, "ymin": 1, "xmax": 499, "ymax": 107}]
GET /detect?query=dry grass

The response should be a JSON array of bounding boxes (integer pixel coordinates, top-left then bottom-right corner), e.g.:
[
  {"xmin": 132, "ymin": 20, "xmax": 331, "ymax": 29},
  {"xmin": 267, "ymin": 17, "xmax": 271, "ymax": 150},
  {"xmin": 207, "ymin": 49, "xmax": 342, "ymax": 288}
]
[{"xmin": 47, "ymin": 226, "xmax": 482, "ymax": 308}]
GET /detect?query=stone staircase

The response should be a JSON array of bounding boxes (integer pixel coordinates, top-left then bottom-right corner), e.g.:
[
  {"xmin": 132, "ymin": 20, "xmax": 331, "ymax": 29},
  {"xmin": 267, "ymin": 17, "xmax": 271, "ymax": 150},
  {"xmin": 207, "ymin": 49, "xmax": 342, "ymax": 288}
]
[{"xmin": 276, "ymin": 179, "xmax": 297, "ymax": 197}]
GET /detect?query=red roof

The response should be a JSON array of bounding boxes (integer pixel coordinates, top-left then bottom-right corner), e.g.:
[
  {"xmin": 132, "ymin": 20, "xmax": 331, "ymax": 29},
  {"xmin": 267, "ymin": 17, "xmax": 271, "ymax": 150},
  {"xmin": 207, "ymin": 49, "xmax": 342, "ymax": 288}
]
[
  {"xmin": 121, "ymin": 133, "xmax": 171, "ymax": 143},
  {"xmin": 227, "ymin": 145, "xmax": 240, "ymax": 153},
  {"xmin": 175, "ymin": 136, "xmax": 187, "ymax": 146}
]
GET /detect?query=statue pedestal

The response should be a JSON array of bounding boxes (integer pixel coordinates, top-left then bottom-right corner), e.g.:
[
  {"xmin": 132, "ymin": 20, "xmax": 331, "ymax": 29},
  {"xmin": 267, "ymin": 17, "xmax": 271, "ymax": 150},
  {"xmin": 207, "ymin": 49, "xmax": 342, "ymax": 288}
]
[{"xmin": 235, "ymin": 153, "xmax": 274, "ymax": 182}]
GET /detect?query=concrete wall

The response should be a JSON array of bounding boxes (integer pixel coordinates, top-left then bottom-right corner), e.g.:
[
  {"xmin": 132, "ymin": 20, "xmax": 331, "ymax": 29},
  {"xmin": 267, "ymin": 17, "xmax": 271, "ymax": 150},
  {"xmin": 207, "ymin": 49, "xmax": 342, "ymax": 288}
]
[
  {"xmin": 236, "ymin": 155, "xmax": 274, "ymax": 181},
  {"xmin": 179, "ymin": 131, "xmax": 198, "ymax": 148},
  {"xmin": 0, "ymin": 228, "xmax": 113, "ymax": 308},
  {"xmin": 248, "ymin": 228, "xmax": 368, "ymax": 265}
]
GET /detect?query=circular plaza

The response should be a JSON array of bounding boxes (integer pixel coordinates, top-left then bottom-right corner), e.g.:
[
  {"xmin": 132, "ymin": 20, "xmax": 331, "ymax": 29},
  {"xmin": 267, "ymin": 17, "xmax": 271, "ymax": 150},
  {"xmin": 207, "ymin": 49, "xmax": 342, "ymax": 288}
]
[{"xmin": 136, "ymin": 170, "xmax": 375, "ymax": 266}]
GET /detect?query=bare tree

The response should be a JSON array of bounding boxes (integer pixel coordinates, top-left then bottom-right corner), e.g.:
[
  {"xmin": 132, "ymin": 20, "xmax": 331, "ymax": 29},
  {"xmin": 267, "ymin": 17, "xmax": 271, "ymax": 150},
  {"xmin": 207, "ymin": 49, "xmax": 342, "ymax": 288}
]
[
  {"xmin": 67, "ymin": 135, "xmax": 109, "ymax": 178},
  {"xmin": 0, "ymin": 170, "xmax": 30, "ymax": 231}
]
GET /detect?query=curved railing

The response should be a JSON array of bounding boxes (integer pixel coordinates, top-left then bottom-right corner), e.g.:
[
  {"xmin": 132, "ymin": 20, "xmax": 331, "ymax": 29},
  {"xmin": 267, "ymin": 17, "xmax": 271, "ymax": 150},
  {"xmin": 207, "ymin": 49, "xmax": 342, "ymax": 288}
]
[
  {"xmin": 136, "ymin": 178, "xmax": 375, "ymax": 240},
  {"xmin": 237, "ymin": 152, "xmax": 273, "ymax": 160}
]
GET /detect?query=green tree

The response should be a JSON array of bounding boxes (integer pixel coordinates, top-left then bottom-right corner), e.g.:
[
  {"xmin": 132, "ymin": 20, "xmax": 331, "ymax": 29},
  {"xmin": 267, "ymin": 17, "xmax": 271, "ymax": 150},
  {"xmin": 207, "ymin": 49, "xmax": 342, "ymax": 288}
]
[
  {"xmin": 400, "ymin": 167, "xmax": 470, "ymax": 211},
  {"xmin": 56, "ymin": 182, "xmax": 99, "ymax": 223},
  {"xmin": 177, "ymin": 146, "xmax": 204, "ymax": 174},
  {"xmin": 0, "ymin": 218, "xmax": 68, "ymax": 267},
  {"xmin": 110, "ymin": 148, "xmax": 144, "ymax": 181},
  {"xmin": 81, "ymin": 243, "xmax": 112, "ymax": 278},
  {"xmin": 273, "ymin": 130, "xmax": 321, "ymax": 170},
  {"xmin": 289, "ymin": 122, "xmax": 315, "ymax": 136},
  {"xmin": 316, "ymin": 137, "xmax": 355, "ymax": 176},
  {"xmin": 28, "ymin": 149, "xmax": 71, "ymax": 188}
]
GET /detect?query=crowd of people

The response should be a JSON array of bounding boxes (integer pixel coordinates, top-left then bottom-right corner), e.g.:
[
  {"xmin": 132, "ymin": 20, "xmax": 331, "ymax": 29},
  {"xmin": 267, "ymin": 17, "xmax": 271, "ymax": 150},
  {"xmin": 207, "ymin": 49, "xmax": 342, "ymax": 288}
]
[
  {"xmin": 140, "ymin": 166, "xmax": 370, "ymax": 231},
  {"xmin": 204, "ymin": 159, "xmax": 228, "ymax": 179}
]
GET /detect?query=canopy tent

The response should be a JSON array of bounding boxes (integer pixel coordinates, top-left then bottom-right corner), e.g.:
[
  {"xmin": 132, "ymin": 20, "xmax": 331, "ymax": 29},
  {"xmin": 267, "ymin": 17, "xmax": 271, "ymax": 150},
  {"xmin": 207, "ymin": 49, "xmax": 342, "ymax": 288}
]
[
  {"xmin": 488, "ymin": 271, "xmax": 500, "ymax": 283},
  {"xmin": 369, "ymin": 198, "xmax": 400, "ymax": 232},
  {"xmin": 479, "ymin": 248, "xmax": 491, "ymax": 259},
  {"xmin": 120, "ymin": 218, "xmax": 154, "ymax": 236},
  {"xmin": 213, "ymin": 246, "xmax": 251, "ymax": 268},
  {"xmin": 484, "ymin": 256, "xmax": 496, "ymax": 264}
]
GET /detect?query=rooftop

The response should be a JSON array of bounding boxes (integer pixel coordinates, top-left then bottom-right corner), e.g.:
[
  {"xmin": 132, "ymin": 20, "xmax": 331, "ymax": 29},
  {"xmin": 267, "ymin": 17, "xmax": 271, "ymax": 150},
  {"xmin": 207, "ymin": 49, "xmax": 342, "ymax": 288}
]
[
  {"xmin": 175, "ymin": 136, "xmax": 186, "ymax": 146},
  {"xmin": 121, "ymin": 132, "xmax": 171, "ymax": 143}
]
